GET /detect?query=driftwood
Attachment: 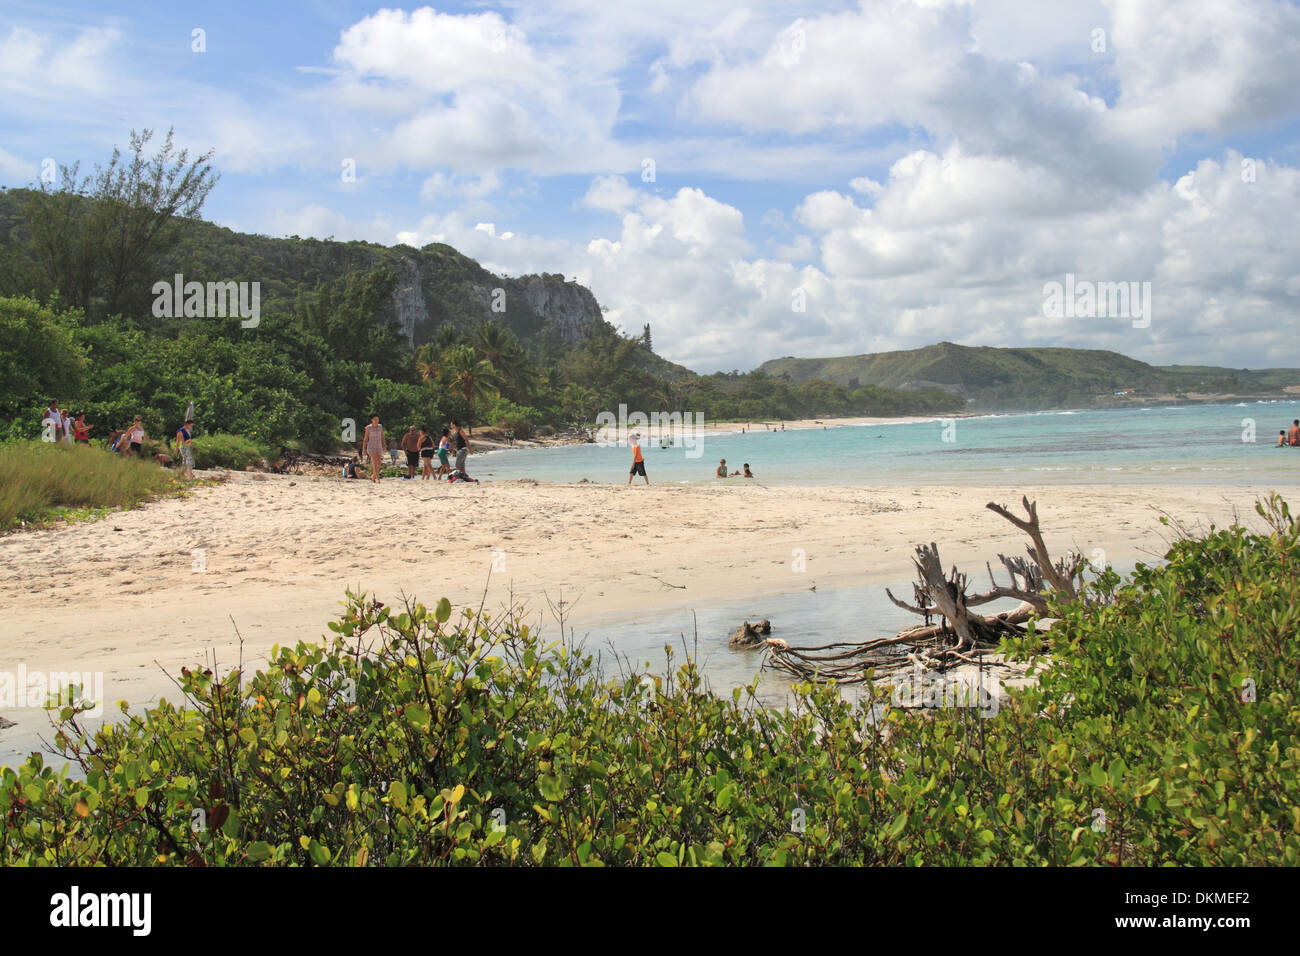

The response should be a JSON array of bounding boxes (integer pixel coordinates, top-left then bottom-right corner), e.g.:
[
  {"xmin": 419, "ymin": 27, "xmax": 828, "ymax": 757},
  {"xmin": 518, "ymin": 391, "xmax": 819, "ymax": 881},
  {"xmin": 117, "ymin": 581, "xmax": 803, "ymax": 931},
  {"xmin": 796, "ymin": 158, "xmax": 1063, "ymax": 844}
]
[
  {"xmin": 761, "ymin": 497, "xmax": 1082, "ymax": 685},
  {"xmin": 280, "ymin": 450, "xmax": 355, "ymax": 467},
  {"xmin": 729, "ymin": 619, "xmax": 772, "ymax": 648}
]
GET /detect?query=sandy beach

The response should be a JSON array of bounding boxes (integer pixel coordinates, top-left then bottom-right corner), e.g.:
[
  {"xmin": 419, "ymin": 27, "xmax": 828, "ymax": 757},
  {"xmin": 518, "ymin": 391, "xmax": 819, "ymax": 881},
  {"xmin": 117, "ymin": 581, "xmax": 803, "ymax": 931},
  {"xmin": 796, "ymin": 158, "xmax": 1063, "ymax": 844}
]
[{"xmin": 1, "ymin": 472, "xmax": 1293, "ymax": 755}]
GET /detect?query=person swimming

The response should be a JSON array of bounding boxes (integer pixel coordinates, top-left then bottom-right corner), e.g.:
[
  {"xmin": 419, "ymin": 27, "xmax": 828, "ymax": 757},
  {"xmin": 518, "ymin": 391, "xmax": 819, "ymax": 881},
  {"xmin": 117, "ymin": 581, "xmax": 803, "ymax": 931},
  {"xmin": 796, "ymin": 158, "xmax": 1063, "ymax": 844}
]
[
  {"xmin": 716, "ymin": 458, "xmax": 728, "ymax": 478},
  {"xmin": 1280, "ymin": 430, "xmax": 1288, "ymax": 447},
  {"xmin": 742, "ymin": 463, "xmax": 753, "ymax": 478}
]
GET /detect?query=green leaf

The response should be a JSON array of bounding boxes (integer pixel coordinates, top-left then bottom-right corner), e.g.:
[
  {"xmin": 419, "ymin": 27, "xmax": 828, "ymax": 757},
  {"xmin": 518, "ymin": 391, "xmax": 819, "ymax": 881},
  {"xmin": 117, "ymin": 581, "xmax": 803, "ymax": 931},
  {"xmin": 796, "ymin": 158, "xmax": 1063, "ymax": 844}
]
[
  {"xmin": 389, "ymin": 781, "xmax": 408, "ymax": 810},
  {"xmin": 538, "ymin": 775, "xmax": 563, "ymax": 803}
]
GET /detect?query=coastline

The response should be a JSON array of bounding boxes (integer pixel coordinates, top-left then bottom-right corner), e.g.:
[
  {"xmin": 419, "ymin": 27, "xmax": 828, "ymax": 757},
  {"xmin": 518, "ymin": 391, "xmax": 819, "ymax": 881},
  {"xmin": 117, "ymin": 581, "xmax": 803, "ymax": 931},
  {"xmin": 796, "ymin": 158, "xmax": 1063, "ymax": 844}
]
[
  {"xmin": 468, "ymin": 412, "xmax": 965, "ymax": 453},
  {"xmin": 1, "ymin": 473, "xmax": 1293, "ymax": 766}
]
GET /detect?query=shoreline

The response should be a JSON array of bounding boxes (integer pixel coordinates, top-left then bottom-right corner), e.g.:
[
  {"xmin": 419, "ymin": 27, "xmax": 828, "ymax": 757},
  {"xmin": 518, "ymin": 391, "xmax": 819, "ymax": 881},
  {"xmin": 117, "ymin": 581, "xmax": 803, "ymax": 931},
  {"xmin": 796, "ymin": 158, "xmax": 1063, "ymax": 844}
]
[
  {"xmin": 2, "ymin": 475, "xmax": 1293, "ymax": 768},
  {"xmin": 474, "ymin": 397, "xmax": 1300, "ymax": 456}
]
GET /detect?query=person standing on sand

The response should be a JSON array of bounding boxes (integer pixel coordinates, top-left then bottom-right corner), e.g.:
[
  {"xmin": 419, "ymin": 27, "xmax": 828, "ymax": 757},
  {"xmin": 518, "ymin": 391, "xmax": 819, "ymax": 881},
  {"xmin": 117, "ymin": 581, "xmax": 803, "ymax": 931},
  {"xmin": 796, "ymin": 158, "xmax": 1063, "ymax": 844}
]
[
  {"xmin": 362, "ymin": 414, "xmax": 386, "ymax": 483},
  {"xmin": 175, "ymin": 419, "xmax": 196, "ymax": 479},
  {"xmin": 436, "ymin": 428, "xmax": 451, "ymax": 479},
  {"xmin": 450, "ymin": 420, "xmax": 471, "ymax": 476},
  {"xmin": 627, "ymin": 433, "xmax": 648, "ymax": 485},
  {"xmin": 418, "ymin": 426, "xmax": 435, "ymax": 479},
  {"xmin": 400, "ymin": 425, "xmax": 420, "ymax": 478}
]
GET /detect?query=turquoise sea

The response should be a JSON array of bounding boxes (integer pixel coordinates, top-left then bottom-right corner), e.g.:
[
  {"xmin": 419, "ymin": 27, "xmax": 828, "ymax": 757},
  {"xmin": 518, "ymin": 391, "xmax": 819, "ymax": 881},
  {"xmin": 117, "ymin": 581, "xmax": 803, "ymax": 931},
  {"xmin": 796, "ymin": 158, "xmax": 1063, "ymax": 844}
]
[{"xmin": 474, "ymin": 401, "xmax": 1300, "ymax": 486}]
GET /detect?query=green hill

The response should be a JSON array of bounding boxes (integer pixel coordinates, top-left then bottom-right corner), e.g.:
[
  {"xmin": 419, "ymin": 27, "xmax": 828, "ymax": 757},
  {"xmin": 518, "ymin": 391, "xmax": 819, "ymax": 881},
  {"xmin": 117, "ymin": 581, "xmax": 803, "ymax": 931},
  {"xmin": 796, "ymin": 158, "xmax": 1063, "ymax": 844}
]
[
  {"xmin": 759, "ymin": 343, "xmax": 1300, "ymax": 411},
  {"xmin": 0, "ymin": 186, "xmax": 693, "ymax": 382}
]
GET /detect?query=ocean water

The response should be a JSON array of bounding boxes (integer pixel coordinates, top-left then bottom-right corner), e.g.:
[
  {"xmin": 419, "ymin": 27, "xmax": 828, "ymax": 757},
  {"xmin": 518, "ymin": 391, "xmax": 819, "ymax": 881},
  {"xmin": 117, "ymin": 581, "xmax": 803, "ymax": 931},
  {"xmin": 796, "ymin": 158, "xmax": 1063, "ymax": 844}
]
[{"xmin": 474, "ymin": 401, "xmax": 1300, "ymax": 486}]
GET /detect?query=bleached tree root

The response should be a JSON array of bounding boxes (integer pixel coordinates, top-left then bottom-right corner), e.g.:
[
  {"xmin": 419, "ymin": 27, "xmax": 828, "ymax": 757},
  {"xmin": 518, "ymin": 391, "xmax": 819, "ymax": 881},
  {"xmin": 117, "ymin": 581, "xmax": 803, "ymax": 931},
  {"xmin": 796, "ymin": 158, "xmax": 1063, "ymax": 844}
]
[{"xmin": 761, "ymin": 498, "xmax": 1079, "ymax": 686}]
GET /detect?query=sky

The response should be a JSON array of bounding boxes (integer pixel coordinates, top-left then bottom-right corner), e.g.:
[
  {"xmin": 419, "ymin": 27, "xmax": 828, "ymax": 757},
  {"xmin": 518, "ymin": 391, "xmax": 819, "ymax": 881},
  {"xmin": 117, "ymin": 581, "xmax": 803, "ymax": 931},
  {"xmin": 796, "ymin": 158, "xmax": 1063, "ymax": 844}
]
[{"xmin": 1, "ymin": 0, "xmax": 1298, "ymax": 373}]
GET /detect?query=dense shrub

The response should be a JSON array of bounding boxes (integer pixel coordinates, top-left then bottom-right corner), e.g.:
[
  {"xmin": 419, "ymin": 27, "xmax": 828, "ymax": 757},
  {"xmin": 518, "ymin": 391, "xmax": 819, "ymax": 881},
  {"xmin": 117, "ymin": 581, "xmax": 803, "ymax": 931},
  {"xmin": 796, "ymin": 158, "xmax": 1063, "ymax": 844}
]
[
  {"xmin": 0, "ymin": 297, "xmax": 86, "ymax": 428},
  {"xmin": 191, "ymin": 432, "xmax": 270, "ymax": 470},
  {"xmin": 4, "ymin": 497, "xmax": 1295, "ymax": 865}
]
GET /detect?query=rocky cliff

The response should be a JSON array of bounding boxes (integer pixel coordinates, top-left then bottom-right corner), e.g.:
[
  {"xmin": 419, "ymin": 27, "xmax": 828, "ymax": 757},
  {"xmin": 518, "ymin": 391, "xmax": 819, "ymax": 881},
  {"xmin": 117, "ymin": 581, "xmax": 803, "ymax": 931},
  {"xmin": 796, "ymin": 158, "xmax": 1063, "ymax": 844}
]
[{"xmin": 388, "ymin": 246, "xmax": 606, "ymax": 349}]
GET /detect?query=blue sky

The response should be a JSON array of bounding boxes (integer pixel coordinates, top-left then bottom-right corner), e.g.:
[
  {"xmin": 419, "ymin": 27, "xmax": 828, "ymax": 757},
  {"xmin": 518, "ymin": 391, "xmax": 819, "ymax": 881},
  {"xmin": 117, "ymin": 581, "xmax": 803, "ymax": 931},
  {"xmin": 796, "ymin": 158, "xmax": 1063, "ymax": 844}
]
[{"xmin": 2, "ymin": 0, "xmax": 1299, "ymax": 373}]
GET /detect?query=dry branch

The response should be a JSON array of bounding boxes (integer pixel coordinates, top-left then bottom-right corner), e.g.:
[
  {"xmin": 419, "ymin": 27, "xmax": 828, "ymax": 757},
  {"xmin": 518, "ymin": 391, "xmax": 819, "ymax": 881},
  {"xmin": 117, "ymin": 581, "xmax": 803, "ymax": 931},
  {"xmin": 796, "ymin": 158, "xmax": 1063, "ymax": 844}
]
[{"xmin": 761, "ymin": 497, "xmax": 1079, "ymax": 686}]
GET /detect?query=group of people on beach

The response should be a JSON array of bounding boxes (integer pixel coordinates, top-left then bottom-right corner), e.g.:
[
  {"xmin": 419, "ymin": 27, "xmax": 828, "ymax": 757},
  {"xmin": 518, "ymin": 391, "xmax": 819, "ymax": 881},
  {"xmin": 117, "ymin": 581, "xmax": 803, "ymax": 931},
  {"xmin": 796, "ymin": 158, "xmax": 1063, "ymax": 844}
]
[
  {"xmin": 351, "ymin": 414, "xmax": 472, "ymax": 485},
  {"xmin": 41, "ymin": 400, "xmax": 196, "ymax": 479},
  {"xmin": 41, "ymin": 400, "xmax": 92, "ymax": 446},
  {"xmin": 624, "ymin": 432, "xmax": 755, "ymax": 485},
  {"xmin": 1277, "ymin": 420, "xmax": 1300, "ymax": 446}
]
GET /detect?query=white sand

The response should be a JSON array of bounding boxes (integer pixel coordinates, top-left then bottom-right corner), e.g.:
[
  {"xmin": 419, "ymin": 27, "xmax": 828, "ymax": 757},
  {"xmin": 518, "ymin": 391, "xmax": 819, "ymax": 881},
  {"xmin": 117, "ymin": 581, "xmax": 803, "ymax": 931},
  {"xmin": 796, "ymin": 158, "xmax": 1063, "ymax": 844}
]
[{"xmin": 0, "ymin": 473, "xmax": 1293, "ymax": 760}]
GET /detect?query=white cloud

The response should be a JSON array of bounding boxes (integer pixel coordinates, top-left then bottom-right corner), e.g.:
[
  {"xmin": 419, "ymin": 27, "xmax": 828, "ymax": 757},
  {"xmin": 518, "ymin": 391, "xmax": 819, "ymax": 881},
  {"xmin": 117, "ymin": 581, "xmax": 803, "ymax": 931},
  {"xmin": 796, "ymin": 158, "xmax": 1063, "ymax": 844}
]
[
  {"xmin": 0, "ymin": 146, "xmax": 33, "ymax": 181},
  {"xmin": 1107, "ymin": 0, "xmax": 1300, "ymax": 143},
  {"xmin": 5, "ymin": 0, "xmax": 1300, "ymax": 371}
]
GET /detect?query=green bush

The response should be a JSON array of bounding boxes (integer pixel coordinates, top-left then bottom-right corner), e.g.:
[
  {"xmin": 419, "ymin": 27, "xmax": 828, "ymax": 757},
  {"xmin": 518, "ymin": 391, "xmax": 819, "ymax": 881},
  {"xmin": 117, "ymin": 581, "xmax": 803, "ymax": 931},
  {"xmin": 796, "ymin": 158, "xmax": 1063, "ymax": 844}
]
[
  {"xmin": 191, "ymin": 432, "xmax": 270, "ymax": 470},
  {"xmin": 3, "ymin": 497, "xmax": 1296, "ymax": 865},
  {"xmin": 0, "ymin": 297, "xmax": 86, "ymax": 425},
  {"xmin": 0, "ymin": 440, "xmax": 180, "ymax": 530}
]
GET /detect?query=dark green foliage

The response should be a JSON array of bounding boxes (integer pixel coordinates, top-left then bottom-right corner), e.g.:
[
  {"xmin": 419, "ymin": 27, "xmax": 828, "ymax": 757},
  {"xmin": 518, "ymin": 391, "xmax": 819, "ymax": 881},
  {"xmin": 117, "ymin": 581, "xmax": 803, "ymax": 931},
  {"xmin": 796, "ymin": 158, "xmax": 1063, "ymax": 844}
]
[
  {"xmin": 0, "ymin": 297, "xmax": 86, "ymax": 421},
  {"xmin": 14, "ymin": 129, "xmax": 217, "ymax": 322},
  {"xmin": 4, "ymin": 497, "xmax": 1295, "ymax": 865}
]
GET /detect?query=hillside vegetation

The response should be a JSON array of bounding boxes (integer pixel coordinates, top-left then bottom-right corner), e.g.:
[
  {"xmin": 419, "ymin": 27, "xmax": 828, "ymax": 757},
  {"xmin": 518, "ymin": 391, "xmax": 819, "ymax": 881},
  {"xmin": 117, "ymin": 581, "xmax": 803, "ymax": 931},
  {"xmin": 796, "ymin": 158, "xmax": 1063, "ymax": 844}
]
[
  {"xmin": 760, "ymin": 342, "xmax": 1300, "ymax": 410},
  {"xmin": 0, "ymin": 131, "xmax": 960, "ymax": 448}
]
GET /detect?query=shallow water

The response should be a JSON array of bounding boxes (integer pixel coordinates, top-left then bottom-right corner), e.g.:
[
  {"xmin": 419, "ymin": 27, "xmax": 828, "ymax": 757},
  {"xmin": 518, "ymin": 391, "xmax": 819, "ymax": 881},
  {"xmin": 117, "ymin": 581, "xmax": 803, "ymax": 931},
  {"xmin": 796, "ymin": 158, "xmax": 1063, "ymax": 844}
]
[{"xmin": 475, "ymin": 401, "xmax": 1300, "ymax": 486}]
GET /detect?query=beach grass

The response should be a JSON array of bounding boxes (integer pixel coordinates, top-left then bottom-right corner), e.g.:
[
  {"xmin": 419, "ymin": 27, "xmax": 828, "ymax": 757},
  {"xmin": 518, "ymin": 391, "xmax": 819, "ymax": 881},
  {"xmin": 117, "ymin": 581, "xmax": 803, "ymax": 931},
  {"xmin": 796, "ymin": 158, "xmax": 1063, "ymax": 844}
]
[{"xmin": 0, "ymin": 440, "xmax": 183, "ymax": 531}]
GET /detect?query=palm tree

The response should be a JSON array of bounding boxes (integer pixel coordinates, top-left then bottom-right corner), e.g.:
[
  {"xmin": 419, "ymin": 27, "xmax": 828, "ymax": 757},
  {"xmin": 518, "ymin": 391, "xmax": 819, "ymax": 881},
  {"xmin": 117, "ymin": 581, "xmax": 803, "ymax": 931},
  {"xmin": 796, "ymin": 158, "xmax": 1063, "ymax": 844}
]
[
  {"xmin": 432, "ymin": 323, "xmax": 463, "ymax": 351},
  {"xmin": 415, "ymin": 343, "xmax": 439, "ymax": 383},
  {"xmin": 473, "ymin": 320, "xmax": 539, "ymax": 401},
  {"xmin": 440, "ymin": 344, "xmax": 500, "ymax": 424},
  {"xmin": 472, "ymin": 320, "xmax": 510, "ymax": 369}
]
